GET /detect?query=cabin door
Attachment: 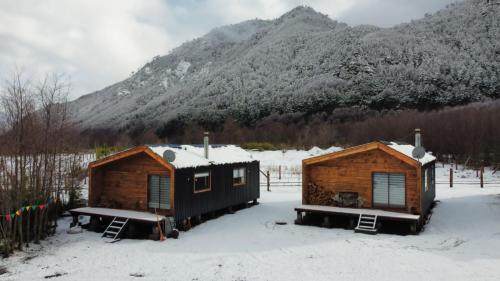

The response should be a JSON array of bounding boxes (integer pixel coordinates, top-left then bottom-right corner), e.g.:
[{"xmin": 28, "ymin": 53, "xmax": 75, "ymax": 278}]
[
  {"xmin": 148, "ymin": 175, "xmax": 171, "ymax": 209},
  {"xmin": 372, "ymin": 173, "xmax": 405, "ymax": 208}
]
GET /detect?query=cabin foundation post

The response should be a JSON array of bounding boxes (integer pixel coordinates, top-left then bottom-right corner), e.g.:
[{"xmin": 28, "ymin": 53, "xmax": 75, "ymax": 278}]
[
  {"xmin": 294, "ymin": 211, "xmax": 303, "ymax": 225},
  {"xmin": 252, "ymin": 199, "xmax": 259, "ymax": 205},
  {"xmin": 210, "ymin": 211, "xmax": 216, "ymax": 219},
  {"xmin": 410, "ymin": 222, "xmax": 417, "ymax": 235},
  {"xmin": 322, "ymin": 216, "xmax": 332, "ymax": 228},
  {"xmin": 228, "ymin": 206, "xmax": 234, "ymax": 214},
  {"xmin": 70, "ymin": 215, "xmax": 79, "ymax": 228},
  {"xmin": 348, "ymin": 217, "xmax": 356, "ymax": 229}
]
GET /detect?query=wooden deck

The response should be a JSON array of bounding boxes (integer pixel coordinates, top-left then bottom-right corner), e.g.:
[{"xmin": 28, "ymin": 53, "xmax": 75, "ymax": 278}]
[
  {"xmin": 69, "ymin": 207, "xmax": 166, "ymax": 222},
  {"xmin": 295, "ymin": 204, "xmax": 420, "ymax": 222}
]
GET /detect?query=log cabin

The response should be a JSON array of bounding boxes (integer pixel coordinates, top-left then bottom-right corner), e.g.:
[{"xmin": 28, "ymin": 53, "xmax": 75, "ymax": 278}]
[
  {"xmin": 70, "ymin": 134, "xmax": 260, "ymax": 240},
  {"xmin": 296, "ymin": 131, "xmax": 436, "ymax": 234}
]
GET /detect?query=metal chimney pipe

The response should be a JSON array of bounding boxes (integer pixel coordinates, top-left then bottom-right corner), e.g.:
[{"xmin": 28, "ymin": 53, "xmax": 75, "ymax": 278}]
[
  {"xmin": 204, "ymin": 132, "xmax": 209, "ymax": 159},
  {"xmin": 415, "ymin": 128, "xmax": 421, "ymax": 148}
]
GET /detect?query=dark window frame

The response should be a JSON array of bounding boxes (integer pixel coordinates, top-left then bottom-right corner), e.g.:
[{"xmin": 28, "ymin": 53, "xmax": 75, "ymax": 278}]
[
  {"xmin": 372, "ymin": 172, "xmax": 406, "ymax": 209},
  {"xmin": 233, "ymin": 167, "xmax": 246, "ymax": 187},
  {"xmin": 193, "ymin": 171, "xmax": 211, "ymax": 193},
  {"xmin": 148, "ymin": 173, "xmax": 171, "ymax": 209}
]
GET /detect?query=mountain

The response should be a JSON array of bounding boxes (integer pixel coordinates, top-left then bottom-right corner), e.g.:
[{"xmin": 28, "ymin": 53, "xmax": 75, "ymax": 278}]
[{"xmin": 69, "ymin": 0, "xmax": 500, "ymax": 131}]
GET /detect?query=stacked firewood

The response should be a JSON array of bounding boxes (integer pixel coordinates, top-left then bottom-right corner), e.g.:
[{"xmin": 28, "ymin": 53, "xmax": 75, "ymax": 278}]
[{"xmin": 307, "ymin": 183, "xmax": 336, "ymax": 206}]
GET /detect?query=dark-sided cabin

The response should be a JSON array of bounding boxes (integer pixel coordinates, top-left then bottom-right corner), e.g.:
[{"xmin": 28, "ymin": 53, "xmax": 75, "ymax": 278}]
[
  {"xmin": 71, "ymin": 139, "xmax": 259, "ymax": 240},
  {"xmin": 296, "ymin": 134, "xmax": 436, "ymax": 234}
]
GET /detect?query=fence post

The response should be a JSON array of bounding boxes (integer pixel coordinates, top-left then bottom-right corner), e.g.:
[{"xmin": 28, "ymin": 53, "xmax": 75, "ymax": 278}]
[
  {"xmin": 480, "ymin": 166, "xmax": 484, "ymax": 188},
  {"xmin": 450, "ymin": 168, "xmax": 453, "ymax": 188},
  {"xmin": 266, "ymin": 170, "xmax": 270, "ymax": 192},
  {"xmin": 278, "ymin": 165, "xmax": 281, "ymax": 180}
]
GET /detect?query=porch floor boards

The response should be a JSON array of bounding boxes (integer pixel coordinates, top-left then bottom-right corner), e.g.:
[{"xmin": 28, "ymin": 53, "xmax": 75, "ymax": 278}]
[
  {"xmin": 295, "ymin": 204, "xmax": 420, "ymax": 222},
  {"xmin": 69, "ymin": 207, "xmax": 166, "ymax": 222}
]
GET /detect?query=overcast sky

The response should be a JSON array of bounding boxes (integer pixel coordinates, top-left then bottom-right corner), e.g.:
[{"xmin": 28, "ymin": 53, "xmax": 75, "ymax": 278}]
[{"xmin": 0, "ymin": 0, "xmax": 458, "ymax": 100}]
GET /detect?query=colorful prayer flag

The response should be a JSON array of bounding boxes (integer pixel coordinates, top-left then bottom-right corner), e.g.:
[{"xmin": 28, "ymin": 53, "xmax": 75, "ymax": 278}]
[
  {"xmin": 5, "ymin": 213, "xmax": 11, "ymax": 221},
  {"xmin": 26, "ymin": 206, "xmax": 31, "ymax": 211},
  {"xmin": 15, "ymin": 210, "xmax": 21, "ymax": 216}
]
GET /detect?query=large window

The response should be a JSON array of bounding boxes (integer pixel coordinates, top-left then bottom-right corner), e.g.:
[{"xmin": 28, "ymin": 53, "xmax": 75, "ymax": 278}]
[
  {"xmin": 194, "ymin": 172, "xmax": 211, "ymax": 193},
  {"xmin": 148, "ymin": 175, "xmax": 171, "ymax": 209},
  {"xmin": 373, "ymin": 172, "xmax": 406, "ymax": 208},
  {"xmin": 233, "ymin": 167, "xmax": 246, "ymax": 186}
]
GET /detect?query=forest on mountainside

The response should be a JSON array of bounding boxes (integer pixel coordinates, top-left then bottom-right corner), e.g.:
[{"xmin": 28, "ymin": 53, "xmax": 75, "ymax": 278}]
[{"xmin": 69, "ymin": 0, "xmax": 500, "ymax": 131}]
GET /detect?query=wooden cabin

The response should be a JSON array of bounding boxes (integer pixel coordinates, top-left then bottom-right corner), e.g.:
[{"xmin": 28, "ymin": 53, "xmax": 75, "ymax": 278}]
[
  {"xmin": 297, "ymin": 139, "xmax": 436, "ymax": 234},
  {"xmin": 71, "ymin": 140, "xmax": 259, "ymax": 240}
]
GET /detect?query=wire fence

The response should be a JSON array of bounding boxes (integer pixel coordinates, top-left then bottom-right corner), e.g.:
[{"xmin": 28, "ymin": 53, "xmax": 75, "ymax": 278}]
[{"xmin": 259, "ymin": 168, "xmax": 500, "ymax": 190}]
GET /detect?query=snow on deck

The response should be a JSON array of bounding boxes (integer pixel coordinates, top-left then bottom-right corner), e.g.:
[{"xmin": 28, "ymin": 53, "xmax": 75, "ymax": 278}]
[
  {"xmin": 148, "ymin": 144, "xmax": 254, "ymax": 168},
  {"xmin": 69, "ymin": 207, "xmax": 165, "ymax": 222},
  {"xmin": 2, "ymin": 155, "xmax": 500, "ymax": 281},
  {"xmin": 295, "ymin": 204, "xmax": 420, "ymax": 220}
]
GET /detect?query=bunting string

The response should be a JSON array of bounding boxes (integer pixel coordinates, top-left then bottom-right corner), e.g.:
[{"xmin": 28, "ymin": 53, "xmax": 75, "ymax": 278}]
[{"xmin": 0, "ymin": 197, "xmax": 53, "ymax": 221}]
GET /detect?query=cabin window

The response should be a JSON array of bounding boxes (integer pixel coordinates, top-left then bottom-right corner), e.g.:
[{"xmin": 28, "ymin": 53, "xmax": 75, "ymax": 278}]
[
  {"xmin": 233, "ymin": 167, "xmax": 246, "ymax": 186},
  {"xmin": 423, "ymin": 166, "xmax": 435, "ymax": 192},
  {"xmin": 148, "ymin": 175, "xmax": 171, "ymax": 209},
  {"xmin": 425, "ymin": 165, "xmax": 435, "ymax": 192},
  {"xmin": 194, "ymin": 172, "xmax": 211, "ymax": 193},
  {"xmin": 373, "ymin": 173, "xmax": 405, "ymax": 208}
]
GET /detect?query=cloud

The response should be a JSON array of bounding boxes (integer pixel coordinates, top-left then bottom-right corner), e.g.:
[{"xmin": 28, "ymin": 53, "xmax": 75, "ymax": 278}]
[{"xmin": 0, "ymin": 0, "xmax": 456, "ymax": 99}]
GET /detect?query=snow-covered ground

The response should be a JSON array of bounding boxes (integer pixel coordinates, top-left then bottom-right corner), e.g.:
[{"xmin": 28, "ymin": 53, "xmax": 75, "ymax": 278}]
[{"xmin": 1, "ymin": 150, "xmax": 500, "ymax": 281}]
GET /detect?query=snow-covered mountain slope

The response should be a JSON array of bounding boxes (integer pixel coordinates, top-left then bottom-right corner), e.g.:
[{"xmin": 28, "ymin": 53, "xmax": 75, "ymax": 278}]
[{"xmin": 69, "ymin": 1, "xmax": 500, "ymax": 129}]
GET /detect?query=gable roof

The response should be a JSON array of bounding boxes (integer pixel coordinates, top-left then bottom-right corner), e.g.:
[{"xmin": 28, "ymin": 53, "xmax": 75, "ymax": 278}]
[
  {"xmin": 89, "ymin": 146, "xmax": 174, "ymax": 170},
  {"xmin": 303, "ymin": 141, "xmax": 435, "ymax": 167},
  {"xmin": 385, "ymin": 142, "xmax": 436, "ymax": 165},
  {"xmin": 89, "ymin": 144, "xmax": 255, "ymax": 170}
]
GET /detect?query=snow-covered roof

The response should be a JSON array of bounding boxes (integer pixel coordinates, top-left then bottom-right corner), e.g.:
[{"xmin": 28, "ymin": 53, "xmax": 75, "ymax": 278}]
[
  {"xmin": 386, "ymin": 142, "xmax": 436, "ymax": 165},
  {"xmin": 148, "ymin": 144, "xmax": 254, "ymax": 169}
]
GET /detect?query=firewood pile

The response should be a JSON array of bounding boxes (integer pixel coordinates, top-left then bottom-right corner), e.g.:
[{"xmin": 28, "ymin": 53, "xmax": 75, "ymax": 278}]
[{"xmin": 307, "ymin": 182, "xmax": 336, "ymax": 206}]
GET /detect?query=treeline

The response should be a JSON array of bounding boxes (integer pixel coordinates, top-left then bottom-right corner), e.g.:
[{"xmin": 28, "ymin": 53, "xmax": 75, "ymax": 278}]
[
  {"xmin": 92, "ymin": 100, "xmax": 500, "ymax": 164},
  {"xmin": 0, "ymin": 72, "xmax": 86, "ymax": 257}
]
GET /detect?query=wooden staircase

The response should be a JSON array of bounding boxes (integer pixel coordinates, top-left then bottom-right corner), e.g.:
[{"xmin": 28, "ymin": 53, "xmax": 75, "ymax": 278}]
[
  {"xmin": 102, "ymin": 217, "xmax": 129, "ymax": 242},
  {"xmin": 354, "ymin": 214, "xmax": 378, "ymax": 234}
]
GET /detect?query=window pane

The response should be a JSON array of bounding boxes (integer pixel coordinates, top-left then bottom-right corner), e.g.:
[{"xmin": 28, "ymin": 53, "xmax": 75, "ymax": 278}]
[
  {"xmin": 389, "ymin": 174, "xmax": 405, "ymax": 207},
  {"xmin": 233, "ymin": 168, "xmax": 246, "ymax": 185},
  {"xmin": 373, "ymin": 173, "xmax": 389, "ymax": 206},
  {"xmin": 194, "ymin": 172, "xmax": 210, "ymax": 191},
  {"xmin": 159, "ymin": 176, "xmax": 170, "ymax": 209},
  {"xmin": 148, "ymin": 175, "xmax": 160, "ymax": 208},
  {"xmin": 195, "ymin": 172, "xmax": 209, "ymax": 178}
]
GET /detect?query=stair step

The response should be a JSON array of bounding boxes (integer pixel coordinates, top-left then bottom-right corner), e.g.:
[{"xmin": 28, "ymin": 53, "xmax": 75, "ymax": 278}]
[
  {"xmin": 355, "ymin": 214, "xmax": 378, "ymax": 235},
  {"xmin": 101, "ymin": 217, "xmax": 129, "ymax": 242},
  {"xmin": 355, "ymin": 227, "xmax": 378, "ymax": 234}
]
